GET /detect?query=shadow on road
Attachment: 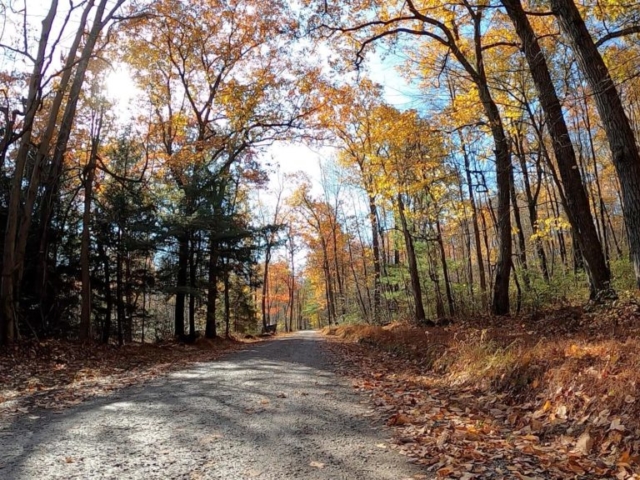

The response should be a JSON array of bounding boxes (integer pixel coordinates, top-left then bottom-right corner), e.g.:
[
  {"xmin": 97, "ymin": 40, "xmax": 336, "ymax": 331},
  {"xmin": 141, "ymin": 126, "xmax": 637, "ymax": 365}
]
[{"xmin": 0, "ymin": 332, "xmax": 420, "ymax": 479}]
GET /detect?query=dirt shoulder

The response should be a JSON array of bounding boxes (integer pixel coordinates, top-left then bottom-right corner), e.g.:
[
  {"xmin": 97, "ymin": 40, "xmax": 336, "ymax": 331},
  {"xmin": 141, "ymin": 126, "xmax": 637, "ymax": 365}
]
[{"xmin": 0, "ymin": 336, "xmax": 252, "ymax": 420}]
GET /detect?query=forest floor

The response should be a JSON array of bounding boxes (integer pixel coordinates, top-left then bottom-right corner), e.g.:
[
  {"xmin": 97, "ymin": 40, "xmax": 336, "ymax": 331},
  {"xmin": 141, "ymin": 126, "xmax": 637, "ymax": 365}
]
[
  {"xmin": 322, "ymin": 301, "xmax": 640, "ymax": 479},
  {"xmin": 0, "ymin": 335, "xmax": 253, "ymax": 419}
]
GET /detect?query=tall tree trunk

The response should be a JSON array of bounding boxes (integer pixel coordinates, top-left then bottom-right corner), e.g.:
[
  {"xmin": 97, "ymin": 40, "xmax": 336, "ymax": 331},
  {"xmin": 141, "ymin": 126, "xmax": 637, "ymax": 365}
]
[
  {"xmin": 205, "ymin": 239, "xmax": 218, "ymax": 339},
  {"xmin": 397, "ymin": 194, "xmax": 428, "ymax": 324},
  {"xmin": 1, "ymin": 0, "xmax": 58, "ymax": 344},
  {"xmin": 582, "ymin": 96, "xmax": 611, "ymax": 264},
  {"xmin": 456, "ymin": 172, "xmax": 475, "ymax": 303},
  {"xmin": 80, "ymin": 115, "xmax": 102, "ymax": 340},
  {"xmin": 261, "ymin": 244, "xmax": 272, "ymax": 332},
  {"xmin": 116, "ymin": 233, "xmax": 124, "ymax": 346},
  {"xmin": 124, "ymin": 254, "xmax": 133, "ymax": 343},
  {"xmin": 347, "ymin": 238, "xmax": 368, "ymax": 321},
  {"xmin": 288, "ymin": 229, "xmax": 296, "ymax": 332},
  {"xmin": 485, "ymin": 101, "xmax": 512, "ymax": 316},
  {"xmin": 461, "ymin": 141, "xmax": 487, "ymax": 307},
  {"xmin": 436, "ymin": 219, "xmax": 455, "ymax": 316},
  {"xmin": 223, "ymin": 260, "xmax": 231, "ymax": 338},
  {"xmin": 520, "ymin": 152, "xmax": 550, "ymax": 282},
  {"xmin": 98, "ymin": 242, "xmax": 112, "ymax": 344},
  {"xmin": 15, "ymin": 0, "xmax": 115, "ymax": 294},
  {"xmin": 368, "ymin": 196, "xmax": 382, "ymax": 323},
  {"xmin": 188, "ymin": 234, "xmax": 196, "ymax": 337},
  {"xmin": 504, "ymin": 0, "xmax": 614, "ymax": 296},
  {"xmin": 551, "ymin": 0, "xmax": 640, "ymax": 290},
  {"xmin": 329, "ymin": 216, "xmax": 346, "ymax": 318},
  {"xmin": 510, "ymin": 164, "xmax": 529, "ymax": 278},
  {"xmin": 175, "ymin": 233, "xmax": 188, "ymax": 337},
  {"xmin": 320, "ymin": 237, "xmax": 337, "ymax": 325},
  {"xmin": 406, "ymin": 0, "xmax": 512, "ymax": 312}
]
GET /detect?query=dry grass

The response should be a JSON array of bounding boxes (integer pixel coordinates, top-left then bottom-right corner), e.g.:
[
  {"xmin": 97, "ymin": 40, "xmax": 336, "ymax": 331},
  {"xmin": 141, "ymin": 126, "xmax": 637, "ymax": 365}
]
[{"xmin": 323, "ymin": 302, "xmax": 640, "ymax": 457}]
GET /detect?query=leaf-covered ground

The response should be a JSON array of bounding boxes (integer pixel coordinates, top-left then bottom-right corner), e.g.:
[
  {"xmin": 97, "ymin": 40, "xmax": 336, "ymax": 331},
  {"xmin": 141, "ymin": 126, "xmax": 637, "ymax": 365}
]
[
  {"xmin": 323, "ymin": 303, "xmax": 640, "ymax": 479},
  {"xmin": 0, "ymin": 337, "xmax": 252, "ymax": 420}
]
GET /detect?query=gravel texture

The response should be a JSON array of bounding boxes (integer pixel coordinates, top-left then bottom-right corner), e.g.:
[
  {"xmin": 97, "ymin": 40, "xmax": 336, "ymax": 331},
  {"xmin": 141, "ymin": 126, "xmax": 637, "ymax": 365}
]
[{"xmin": 0, "ymin": 331, "xmax": 422, "ymax": 479}]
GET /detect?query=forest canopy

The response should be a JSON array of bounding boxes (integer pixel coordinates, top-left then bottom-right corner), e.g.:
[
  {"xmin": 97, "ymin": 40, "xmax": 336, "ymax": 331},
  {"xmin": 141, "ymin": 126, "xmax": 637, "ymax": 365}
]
[{"xmin": 1, "ymin": 0, "xmax": 640, "ymax": 344}]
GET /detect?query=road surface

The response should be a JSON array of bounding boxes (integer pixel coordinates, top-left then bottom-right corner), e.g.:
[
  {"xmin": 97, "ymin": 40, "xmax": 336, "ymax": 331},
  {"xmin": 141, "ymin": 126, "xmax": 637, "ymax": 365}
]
[{"xmin": 0, "ymin": 331, "xmax": 422, "ymax": 479}]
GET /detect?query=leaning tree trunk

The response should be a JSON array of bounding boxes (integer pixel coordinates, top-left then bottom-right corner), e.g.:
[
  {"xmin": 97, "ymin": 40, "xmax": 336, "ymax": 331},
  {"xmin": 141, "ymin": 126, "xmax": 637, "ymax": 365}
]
[
  {"xmin": 477, "ymin": 85, "xmax": 513, "ymax": 316},
  {"xmin": 15, "ymin": 0, "xmax": 114, "ymax": 294},
  {"xmin": 1, "ymin": 0, "xmax": 58, "ymax": 344},
  {"xmin": 502, "ymin": 0, "xmax": 613, "ymax": 298},
  {"xmin": 447, "ymin": 12, "xmax": 513, "ymax": 315},
  {"xmin": 551, "ymin": 0, "xmax": 640, "ymax": 290}
]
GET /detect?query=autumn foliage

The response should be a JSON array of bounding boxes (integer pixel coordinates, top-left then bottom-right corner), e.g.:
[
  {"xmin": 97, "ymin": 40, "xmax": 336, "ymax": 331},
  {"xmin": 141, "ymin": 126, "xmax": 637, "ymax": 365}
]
[{"xmin": 323, "ymin": 302, "xmax": 640, "ymax": 477}]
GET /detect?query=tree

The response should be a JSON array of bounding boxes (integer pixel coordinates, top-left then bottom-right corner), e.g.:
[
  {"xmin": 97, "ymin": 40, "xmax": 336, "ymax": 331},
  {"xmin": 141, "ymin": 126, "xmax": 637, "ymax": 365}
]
[
  {"xmin": 551, "ymin": 0, "xmax": 640, "ymax": 290},
  {"xmin": 500, "ymin": 0, "xmax": 612, "ymax": 298},
  {"xmin": 0, "ymin": 0, "xmax": 128, "ymax": 343},
  {"xmin": 312, "ymin": 0, "xmax": 514, "ymax": 314}
]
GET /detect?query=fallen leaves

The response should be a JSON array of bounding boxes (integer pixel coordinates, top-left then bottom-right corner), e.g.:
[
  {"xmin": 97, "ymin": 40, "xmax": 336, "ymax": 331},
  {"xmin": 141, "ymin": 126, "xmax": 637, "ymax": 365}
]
[
  {"xmin": 0, "ymin": 338, "xmax": 250, "ymax": 419},
  {"xmin": 575, "ymin": 430, "xmax": 594, "ymax": 456},
  {"xmin": 323, "ymin": 331, "xmax": 640, "ymax": 479}
]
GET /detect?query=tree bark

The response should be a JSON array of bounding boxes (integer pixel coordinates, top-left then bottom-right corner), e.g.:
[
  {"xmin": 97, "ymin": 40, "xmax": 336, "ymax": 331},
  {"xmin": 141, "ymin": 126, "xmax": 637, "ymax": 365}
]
[
  {"xmin": 503, "ymin": 0, "xmax": 612, "ymax": 297},
  {"xmin": 98, "ymin": 242, "xmax": 112, "ymax": 344},
  {"xmin": 80, "ymin": 112, "xmax": 103, "ymax": 340},
  {"xmin": 261, "ymin": 243, "xmax": 272, "ymax": 332},
  {"xmin": 16, "ymin": 0, "xmax": 115, "ymax": 293},
  {"xmin": 509, "ymin": 163, "xmax": 529, "ymax": 278},
  {"xmin": 551, "ymin": 0, "xmax": 640, "ymax": 290},
  {"xmin": 174, "ymin": 233, "xmax": 188, "ymax": 337},
  {"xmin": 367, "ymin": 195, "xmax": 382, "ymax": 323},
  {"xmin": 461, "ymin": 141, "xmax": 488, "ymax": 307},
  {"xmin": 1, "ymin": 0, "xmax": 58, "ymax": 344},
  {"xmin": 223, "ymin": 260, "xmax": 231, "ymax": 338},
  {"xmin": 188, "ymin": 234, "xmax": 197, "ymax": 337},
  {"xmin": 397, "ymin": 194, "xmax": 429, "ymax": 324},
  {"xmin": 205, "ymin": 238, "xmax": 218, "ymax": 339},
  {"xmin": 436, "ymin": 219, "xmax": 455, "ymax": 316}
]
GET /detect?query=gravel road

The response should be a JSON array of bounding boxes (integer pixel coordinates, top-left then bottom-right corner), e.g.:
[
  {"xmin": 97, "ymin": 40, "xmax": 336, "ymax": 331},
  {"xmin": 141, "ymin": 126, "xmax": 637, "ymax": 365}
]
[{"xmin": 0, "ymin": 331, "xmax": 422, "ymax": 479}]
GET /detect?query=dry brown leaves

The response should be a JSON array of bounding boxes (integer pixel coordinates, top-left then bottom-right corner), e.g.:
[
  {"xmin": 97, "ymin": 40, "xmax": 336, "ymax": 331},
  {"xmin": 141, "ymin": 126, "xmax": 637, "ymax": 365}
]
[
  {"xmin": 0, "ymin": 337, "xmax": 252, "ymax": 419},
  {"xmin": 323, "ymin": 304, "xmax": 640, "ymax": 480}
]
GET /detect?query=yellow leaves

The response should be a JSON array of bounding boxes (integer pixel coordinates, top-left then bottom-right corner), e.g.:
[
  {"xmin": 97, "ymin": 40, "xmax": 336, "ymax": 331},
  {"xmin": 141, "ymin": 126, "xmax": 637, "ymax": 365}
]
[{"xmin": 530, "ymin": 216, "xmax": 571, "ymax": 242}]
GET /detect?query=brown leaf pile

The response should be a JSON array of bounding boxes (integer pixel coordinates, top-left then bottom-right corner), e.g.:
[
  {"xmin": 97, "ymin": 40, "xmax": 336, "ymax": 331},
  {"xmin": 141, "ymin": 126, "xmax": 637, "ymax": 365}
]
[
  {"xmin": 0, "ymin": 337, "xmax": 252, "ymax": 419},
  {"xmin": 323, "ymin": 303, "xmax": 640, "ymax": 479}
]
